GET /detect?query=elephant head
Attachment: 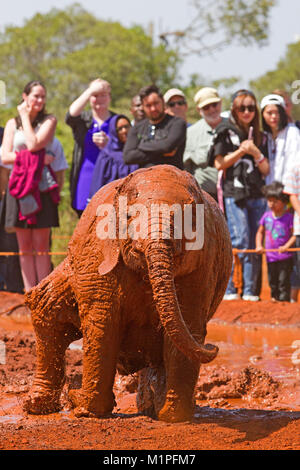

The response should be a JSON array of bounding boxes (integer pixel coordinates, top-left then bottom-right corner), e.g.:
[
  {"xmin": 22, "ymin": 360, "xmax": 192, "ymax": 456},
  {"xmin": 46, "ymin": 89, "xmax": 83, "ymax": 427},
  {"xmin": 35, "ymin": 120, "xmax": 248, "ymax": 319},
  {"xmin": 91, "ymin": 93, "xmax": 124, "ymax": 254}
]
[{"xmin": 89, "ymin": 165, "xmax": 224, "ymax": 365}]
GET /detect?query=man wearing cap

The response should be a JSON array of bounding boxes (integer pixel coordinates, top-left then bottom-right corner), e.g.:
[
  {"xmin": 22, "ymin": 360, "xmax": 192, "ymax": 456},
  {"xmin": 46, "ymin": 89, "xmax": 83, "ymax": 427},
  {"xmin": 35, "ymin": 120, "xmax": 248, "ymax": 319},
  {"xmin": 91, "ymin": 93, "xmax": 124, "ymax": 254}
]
[
  {"xmin": 183, "ymin": 87, "xmax": 226, "ymax": 200},
  {"xmin": 164, "ymin": 88, "xmax": 189, "ymax": 124},
  {"xmin": 123, "ymin": 84, "xmax": 186, "ymax": 169}
]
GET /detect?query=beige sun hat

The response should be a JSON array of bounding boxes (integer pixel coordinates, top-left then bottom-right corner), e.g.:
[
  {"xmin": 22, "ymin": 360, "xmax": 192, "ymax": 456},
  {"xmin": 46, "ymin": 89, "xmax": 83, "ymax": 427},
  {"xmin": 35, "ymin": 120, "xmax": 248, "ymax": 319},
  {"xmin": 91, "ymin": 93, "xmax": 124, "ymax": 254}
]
[
  {"xmin": 194, "ymin": 87, "xmax": 221, "ymax": 109},
  {"xmin": 163, "ymin": 88, "xmax": 186, "ymax": 104}
]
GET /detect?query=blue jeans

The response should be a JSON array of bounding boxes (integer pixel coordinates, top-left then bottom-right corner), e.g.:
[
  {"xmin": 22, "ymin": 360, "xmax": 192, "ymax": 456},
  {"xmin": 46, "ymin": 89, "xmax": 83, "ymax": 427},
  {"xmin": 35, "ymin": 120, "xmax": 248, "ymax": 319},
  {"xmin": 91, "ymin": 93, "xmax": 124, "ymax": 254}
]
[{"xmin": 224, "ymin": 197, "xmax": 267, "ymax": 296}]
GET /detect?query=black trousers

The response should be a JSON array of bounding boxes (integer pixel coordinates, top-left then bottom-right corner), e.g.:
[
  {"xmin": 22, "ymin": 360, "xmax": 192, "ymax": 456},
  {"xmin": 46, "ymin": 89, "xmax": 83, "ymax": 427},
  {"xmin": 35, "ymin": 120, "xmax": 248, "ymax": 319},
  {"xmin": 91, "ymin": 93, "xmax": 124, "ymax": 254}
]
[
  {"xmin": 267, "ymin": 258, "xmax": 293, "ymax": 301},
  {"xmin": 0, "ymin": 226, "xmax": 24, "ymax": 293}
]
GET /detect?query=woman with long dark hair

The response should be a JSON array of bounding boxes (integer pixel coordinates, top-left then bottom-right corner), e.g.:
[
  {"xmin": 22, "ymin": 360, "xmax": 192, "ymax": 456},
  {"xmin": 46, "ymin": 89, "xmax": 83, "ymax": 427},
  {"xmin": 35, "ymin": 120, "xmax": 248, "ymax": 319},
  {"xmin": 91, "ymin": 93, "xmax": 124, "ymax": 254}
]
[
  {"xmin": 261, "ymin": 93, "xmax": 300, "ymax": 303},
  {"xmin": 209, "ymin": 89, "xmax": 269, "ymax": 301},
  {"xmin": 260, "ymin": 93, "xmax": 300, "ymax": 185},
  {"xmin": 1, "ymin": 80, "xmax": 58, "ymax": 291}
]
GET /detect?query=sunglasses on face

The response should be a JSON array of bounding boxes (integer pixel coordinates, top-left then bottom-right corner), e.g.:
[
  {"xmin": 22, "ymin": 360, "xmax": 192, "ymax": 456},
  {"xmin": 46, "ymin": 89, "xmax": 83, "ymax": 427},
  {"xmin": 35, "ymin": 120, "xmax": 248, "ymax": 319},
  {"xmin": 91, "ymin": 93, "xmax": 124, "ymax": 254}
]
[
  {"xmin": 116, "ymin": 124, "xmax": 131, "ymax": 132},
  {"xmin": 237, "ymin": 105, "xmax": 256, "ymax": 113},
  {"xmin": 168, "ymin": 100, "xmax": 186, "ymax": 108},
  {"xmin": 202, "ymin": 102, "xmax": 218, "ymax": 111}
]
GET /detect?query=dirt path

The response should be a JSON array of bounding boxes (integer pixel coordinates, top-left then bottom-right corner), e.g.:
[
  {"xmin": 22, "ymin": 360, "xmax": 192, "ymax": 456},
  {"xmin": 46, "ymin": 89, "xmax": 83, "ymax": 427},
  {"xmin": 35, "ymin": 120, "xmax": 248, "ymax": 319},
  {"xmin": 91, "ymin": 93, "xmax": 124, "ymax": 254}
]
[{"xmin": 0, "ymin": 292, "xmax": 299, "ymax": 451}]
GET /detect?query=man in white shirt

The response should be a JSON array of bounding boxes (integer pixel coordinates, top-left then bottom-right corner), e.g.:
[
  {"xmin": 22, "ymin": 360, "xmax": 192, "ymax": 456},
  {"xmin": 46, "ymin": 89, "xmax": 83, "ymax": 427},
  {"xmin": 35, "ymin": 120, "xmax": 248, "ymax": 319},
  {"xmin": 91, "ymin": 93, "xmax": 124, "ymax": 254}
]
[{"xmin": 183, "ymin": 87, "xmax": 226, "ymax": 200}]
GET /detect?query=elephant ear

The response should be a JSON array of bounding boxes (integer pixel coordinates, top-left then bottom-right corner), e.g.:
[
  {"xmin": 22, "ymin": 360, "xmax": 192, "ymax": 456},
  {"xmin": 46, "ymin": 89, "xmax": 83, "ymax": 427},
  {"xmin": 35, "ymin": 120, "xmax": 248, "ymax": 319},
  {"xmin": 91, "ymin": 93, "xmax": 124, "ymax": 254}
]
[
  {"xmin": 90, "ymin": 179, "xmax": 123, "ymax": 277},
  {"xmin": 98, "ymin": 240, "xmax": 120, "ymax": 276}
]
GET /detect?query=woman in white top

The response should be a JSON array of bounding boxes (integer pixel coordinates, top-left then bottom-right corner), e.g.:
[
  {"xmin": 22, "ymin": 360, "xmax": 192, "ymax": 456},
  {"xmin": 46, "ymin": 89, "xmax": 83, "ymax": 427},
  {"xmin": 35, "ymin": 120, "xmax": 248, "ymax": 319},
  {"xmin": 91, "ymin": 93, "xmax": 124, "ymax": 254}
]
[
  {"xmin": 261, "ymin": 94, "xmax": 300, "ymax": 186},
  {"xmin": 261, "ymin": 93, "xmax": 300, "ymax": 302},
  {"xmin": 1, "ymin": 80, "xmax": 57, "ymax": 291}
]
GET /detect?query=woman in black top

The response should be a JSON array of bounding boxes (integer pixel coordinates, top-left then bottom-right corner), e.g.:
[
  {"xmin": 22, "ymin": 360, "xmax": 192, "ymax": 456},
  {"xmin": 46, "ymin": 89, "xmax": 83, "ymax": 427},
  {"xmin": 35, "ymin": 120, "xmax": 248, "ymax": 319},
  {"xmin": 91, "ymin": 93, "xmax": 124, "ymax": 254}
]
[{"xmin": 209, "ymin": 89, "xmax": 269, "ymax": 301}]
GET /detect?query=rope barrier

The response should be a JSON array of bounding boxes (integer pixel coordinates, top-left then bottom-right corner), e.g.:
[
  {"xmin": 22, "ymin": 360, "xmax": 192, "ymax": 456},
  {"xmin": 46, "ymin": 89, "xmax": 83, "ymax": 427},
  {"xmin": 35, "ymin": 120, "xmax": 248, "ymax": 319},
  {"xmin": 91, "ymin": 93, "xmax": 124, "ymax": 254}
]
[
  {"xmin": 232, "ymin": 247, "xmax": 300, "ymax": 293},
  {"xmin": 0, "ymin": 247, "xmax": 300, "ymax": 257},
  {"xmin": 233, "ymin": 248, "xmax": 300, "ymax": 253},
  {"xmin": 0, "ymin": 252, "xmax": 67, "ymax": 256}
]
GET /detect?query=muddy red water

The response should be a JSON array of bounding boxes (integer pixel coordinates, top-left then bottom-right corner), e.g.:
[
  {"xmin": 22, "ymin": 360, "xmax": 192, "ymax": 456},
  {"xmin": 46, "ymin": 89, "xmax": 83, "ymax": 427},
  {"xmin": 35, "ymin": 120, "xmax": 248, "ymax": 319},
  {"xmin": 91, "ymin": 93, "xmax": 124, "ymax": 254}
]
[{"xmin": 0, "ymin": 290, "xmax": 299, "ymax": 450}]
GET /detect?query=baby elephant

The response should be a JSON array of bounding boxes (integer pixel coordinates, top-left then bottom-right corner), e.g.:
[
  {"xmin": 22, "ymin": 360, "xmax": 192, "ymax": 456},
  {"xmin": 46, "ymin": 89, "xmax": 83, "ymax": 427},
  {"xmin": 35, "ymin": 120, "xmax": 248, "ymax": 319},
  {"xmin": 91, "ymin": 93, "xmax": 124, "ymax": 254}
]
[{"xmin": 24, "ymin": 165, "xmax": 232, "ymax": 422}]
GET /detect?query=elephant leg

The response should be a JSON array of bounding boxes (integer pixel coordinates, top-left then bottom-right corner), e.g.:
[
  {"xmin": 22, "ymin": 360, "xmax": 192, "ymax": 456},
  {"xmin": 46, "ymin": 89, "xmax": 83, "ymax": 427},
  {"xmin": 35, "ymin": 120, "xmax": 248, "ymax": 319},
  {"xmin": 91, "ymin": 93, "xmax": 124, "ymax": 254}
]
[
  {"xmin": 136, "ymin": 366, "xmax": 166, "ymax": 418},
  {"xmin": 157, "ymin": 281, "xmax": 207, "ymax": 423},
  {"xmin": 68, "ymin": 283, "xmax": 121, "ymax": 418},
  {"xmin": 24, "ymin": 322, "xmax": 81, "ymax": 414},
  {"xmin": 157, "ymin": 335, "xmax": 200, "ymax": 423},
  {"xmin": 23, "ymin": 260, "xmax": 80, "ymax": 415}
]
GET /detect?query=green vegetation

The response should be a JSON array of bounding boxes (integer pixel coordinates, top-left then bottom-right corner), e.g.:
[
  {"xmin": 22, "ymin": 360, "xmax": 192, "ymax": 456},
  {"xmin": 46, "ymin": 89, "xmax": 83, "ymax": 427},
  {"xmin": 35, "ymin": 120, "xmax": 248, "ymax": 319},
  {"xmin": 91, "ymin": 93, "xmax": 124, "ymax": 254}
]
[
  {"xmin": 250, "ymin": 40, "xmax": 300, "ymax": 121},
  {"xmin": 3, "ymin": 1, "xmax": 299, "ymax": 264}
]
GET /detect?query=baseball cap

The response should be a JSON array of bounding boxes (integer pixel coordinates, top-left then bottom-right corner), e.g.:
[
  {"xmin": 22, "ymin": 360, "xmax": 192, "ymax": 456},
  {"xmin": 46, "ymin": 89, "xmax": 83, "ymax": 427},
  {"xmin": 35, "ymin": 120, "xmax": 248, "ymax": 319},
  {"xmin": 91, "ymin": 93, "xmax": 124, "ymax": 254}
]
[
  {"xmin": 260, "ymin": 94, "xmax": 286, "ymax": 110},
  {"xmin": 163, "ymin": 88, "xmax": 186, "ymax": 104},
  {"xmin": 194, "ymin": 87, "xmax": 221, "ymax": 109}
]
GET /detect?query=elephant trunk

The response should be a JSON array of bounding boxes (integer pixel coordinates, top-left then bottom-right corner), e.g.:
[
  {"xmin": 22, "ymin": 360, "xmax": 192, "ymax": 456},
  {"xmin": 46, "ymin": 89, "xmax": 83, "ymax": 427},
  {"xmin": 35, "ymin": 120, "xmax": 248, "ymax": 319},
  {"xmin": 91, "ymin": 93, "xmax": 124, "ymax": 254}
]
[{"xmin": 145, "ymin": 241, "xmax": 218, "ymax": 364}]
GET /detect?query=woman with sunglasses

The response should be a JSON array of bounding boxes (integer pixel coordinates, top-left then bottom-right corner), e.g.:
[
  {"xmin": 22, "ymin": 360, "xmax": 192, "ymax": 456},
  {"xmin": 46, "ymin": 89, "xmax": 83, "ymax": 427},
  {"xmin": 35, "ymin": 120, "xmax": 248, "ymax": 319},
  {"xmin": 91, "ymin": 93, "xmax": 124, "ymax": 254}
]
[
  {"xmin": 89, "ymin": 115, "xmax": 138, "ymax": 199},
  {"xmin": 209, "ymin": 89, "xmax": 269, "ymax": 301}
]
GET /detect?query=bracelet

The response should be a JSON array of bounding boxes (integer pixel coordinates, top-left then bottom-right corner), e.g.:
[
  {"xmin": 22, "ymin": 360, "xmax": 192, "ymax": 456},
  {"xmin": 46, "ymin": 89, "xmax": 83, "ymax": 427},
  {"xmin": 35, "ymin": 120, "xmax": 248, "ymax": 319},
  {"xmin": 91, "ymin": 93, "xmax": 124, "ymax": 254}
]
[
  {"xmin": 46, "ymin": 150, "xmax": 55, "ymax": 157},
  {"xmin": 255, "ymin": 154, "xmax": 265, "ymax": 166}
]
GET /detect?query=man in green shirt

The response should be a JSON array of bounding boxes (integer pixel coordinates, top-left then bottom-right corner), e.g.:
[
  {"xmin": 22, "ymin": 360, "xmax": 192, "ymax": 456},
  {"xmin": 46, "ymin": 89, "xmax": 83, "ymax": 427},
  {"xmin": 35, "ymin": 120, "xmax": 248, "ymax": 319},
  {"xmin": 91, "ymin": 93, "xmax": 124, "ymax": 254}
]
[{"xmin": 183, "ymin": 87, "xmax": 227, "ymax": 200}]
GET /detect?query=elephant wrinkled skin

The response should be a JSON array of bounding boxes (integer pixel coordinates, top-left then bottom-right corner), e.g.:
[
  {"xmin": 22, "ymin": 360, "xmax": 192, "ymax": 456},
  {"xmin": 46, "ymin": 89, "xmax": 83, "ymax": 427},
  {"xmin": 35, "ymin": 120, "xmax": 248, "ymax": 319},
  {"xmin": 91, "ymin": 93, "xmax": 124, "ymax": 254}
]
[{"xmin": 23, "ymin": 165, "xmax": 232, "ymax": 423}]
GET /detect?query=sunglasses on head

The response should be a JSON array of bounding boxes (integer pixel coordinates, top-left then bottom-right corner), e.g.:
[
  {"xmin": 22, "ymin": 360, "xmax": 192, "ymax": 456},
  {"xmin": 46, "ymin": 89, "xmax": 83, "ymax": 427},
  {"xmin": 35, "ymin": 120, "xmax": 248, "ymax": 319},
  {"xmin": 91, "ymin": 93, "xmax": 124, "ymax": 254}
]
[
  {"xmin": 231, "ymin": 89, "xmax": 256, "ymax": 102},
  {"xmin": 237, "ymin": 104, "xmax": 256, "ymax": 113},
  {"xmin": 168, "ymin": 99, "xmax": 186, "ymax": 108},
  {"xmin": 116, "ymin": 123, "xmax": 131, "ymax": 132},
  {"xmin": 202, "ymin": 102, "xmax": 219, "ymax": 111}
]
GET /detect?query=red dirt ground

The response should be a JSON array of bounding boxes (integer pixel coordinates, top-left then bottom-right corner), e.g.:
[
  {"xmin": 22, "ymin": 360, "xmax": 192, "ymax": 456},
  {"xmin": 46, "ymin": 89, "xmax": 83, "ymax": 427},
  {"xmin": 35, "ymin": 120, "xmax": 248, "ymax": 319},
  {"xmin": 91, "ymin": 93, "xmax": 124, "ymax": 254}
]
[{"xmin": 0, "ymin": 287, "xmax": 299, "ymax": 451}]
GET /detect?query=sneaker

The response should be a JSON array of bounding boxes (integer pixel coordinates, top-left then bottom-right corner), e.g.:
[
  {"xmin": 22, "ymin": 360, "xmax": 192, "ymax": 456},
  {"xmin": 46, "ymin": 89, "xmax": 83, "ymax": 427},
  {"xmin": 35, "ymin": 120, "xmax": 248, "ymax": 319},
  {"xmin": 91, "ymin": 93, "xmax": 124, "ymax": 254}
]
[
  {"xmin": 223, "ymin": 293, "xmax": 240, "ymax": 300},
  {"xmin": 242, "ymin": 295, "xmax": 260, "ymax": 302}
]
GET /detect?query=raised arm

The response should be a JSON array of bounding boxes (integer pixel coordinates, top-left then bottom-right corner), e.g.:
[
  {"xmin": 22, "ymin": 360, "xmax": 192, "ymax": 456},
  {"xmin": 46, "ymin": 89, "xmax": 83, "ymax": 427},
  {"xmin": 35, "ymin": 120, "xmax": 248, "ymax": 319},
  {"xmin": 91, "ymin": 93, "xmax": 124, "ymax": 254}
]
[
  {"xmin": 69, "ymin": 79, "xmax": 106, "ymax": 117},
  {"xmin": 17, "ymin": 101, "xmax": 57, "ymax": 152}
]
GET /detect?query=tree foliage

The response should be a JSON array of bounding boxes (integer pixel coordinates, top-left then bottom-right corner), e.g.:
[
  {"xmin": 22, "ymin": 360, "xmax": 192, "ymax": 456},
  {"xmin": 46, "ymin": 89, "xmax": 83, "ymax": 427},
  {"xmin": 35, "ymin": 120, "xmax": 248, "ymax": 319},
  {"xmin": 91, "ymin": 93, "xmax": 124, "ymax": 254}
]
[
  {"xmin": 159, "ymin": 0, "xmax": 275, "ymax": 56},
  {"xmin": 0, "ymin": 3, "xmax": 179, "ymax": 117},
  {"xmin": 250, "ymin": 40, "xmax": 300, "ymax": 120}
]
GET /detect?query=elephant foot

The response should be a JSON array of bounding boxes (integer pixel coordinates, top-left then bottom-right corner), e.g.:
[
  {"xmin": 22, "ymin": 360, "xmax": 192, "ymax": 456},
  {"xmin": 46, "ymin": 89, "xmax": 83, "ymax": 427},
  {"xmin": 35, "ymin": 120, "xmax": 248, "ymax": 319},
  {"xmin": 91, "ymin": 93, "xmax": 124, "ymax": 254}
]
[
  {"xmin": 68, "ymin": 389, "xmax": 115, "ymax": 419},
  {"xmin": 23, "ymin": 390, "xmax": 61, "ymax": 415},
  {"xmin": 73, "ymin": 406, "xmax": 112, "ymax": 419},
  {"xmin": 157, "ymin": 393, "xmax": 194, "ymax": 423}
]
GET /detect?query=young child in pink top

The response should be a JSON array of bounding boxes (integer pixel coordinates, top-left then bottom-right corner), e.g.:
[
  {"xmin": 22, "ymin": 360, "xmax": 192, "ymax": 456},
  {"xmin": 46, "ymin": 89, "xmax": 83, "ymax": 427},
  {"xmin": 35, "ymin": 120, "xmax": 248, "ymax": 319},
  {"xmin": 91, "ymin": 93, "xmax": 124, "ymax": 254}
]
[{"xmin": 256, "ymin": 181, "xmax": 295, "ymax": 301}]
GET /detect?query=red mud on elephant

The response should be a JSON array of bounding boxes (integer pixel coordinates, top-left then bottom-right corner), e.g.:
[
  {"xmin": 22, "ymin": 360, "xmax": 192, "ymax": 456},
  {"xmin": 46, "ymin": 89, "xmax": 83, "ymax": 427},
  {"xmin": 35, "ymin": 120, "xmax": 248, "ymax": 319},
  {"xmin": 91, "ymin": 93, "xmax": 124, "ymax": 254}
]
[
  {"xmin": 0, "ymin": 166, "xmax": 299, "ymax": 450},
  {"xmin": 22, "ymin": 165, "xmax": 232, "ymax": 423}
]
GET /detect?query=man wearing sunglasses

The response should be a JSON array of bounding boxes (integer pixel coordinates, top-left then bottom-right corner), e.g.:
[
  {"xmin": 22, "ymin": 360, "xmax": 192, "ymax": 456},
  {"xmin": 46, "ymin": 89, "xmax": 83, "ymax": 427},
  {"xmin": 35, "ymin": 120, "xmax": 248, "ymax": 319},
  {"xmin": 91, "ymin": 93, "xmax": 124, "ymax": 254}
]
[
  {"xmin": 123, "ymin": 84, "xmax": 186, "ymax": 169},
  {"xmin": 164, "ymin": 88, "xmax": 189, "ymax": 124},
  {"xmin": 183, "ymin": 87, "xmax": 225, "ymax": 200}
]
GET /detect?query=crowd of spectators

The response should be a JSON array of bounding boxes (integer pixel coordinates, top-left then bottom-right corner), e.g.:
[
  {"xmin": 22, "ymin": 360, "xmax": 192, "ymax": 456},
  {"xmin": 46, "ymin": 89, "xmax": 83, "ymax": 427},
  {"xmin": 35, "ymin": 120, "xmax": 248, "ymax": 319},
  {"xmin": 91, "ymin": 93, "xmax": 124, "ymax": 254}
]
[{"xmin": 0, "ymin": 78, "xmax": 300, "ymax": 302}]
